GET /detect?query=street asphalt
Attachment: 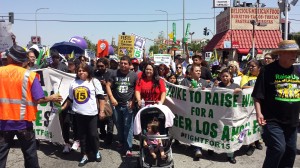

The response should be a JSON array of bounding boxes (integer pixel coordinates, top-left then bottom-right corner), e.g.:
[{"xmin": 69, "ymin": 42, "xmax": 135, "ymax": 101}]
[{"xmin": 6, "ymin": 132, "xmax": 300, "ymax": 168}]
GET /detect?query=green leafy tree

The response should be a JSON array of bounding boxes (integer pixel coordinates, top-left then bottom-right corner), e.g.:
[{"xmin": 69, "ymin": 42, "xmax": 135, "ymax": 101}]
[
  {"xmin": 188, "ymin": 39, "xmax": 209, "ymax": 53},
  {"xmin": 149, "ymin": 45, "xmax": 159, "ymax": 54},
  {"xmin": 83, "ymin": 36, "xmax": 97, "ymax": 52},
  {"xmin": 290, "ymin": 32, "xmax": 300, "ymax": 46}
]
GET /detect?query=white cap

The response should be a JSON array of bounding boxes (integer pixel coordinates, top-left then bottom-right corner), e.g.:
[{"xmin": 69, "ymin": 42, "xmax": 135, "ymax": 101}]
[{"xmin": 29, "ymin": 44, "xmax": 40, "ymax": 53}]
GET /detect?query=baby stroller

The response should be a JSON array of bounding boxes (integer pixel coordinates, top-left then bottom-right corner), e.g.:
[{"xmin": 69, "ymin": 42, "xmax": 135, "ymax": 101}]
[{"xmin": 134, "ymin": 104, "xmax": 175, "ymax": 168}]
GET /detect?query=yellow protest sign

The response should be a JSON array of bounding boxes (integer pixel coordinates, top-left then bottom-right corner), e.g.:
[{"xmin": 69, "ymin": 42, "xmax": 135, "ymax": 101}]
[{"xmin": 117, "ymin": 35, "xmax": 135, "ymax": 57}]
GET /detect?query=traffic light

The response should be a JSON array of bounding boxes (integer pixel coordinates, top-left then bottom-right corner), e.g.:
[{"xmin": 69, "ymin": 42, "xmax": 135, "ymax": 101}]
[
  {"xmin": 9, "ymin": 12, "xmax": 14, "ymax": 24},
  {"xmin": 203, "ymin": 27, "xmax": 209, "ymax": 36}
]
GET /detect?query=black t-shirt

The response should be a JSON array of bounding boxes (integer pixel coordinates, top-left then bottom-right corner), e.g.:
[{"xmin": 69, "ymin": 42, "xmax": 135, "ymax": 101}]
[
  {"xmin": 180, "ymin": 77, "xmax": 209, "ymax": 88},
  {"xmin": 200, "ymin": 66, "xmax": 213, "ymax": 81},
  {"xmin": 177, "ymin": 74, "xmax": 185, "ymax": 85},
  {"xmin": 94, "ymin": 69, "xmax": 111, "ymax": 94},
  {"xmin": 218, "ymin": 82, "xmax": 240, "ymax": 89},
  {"xmin": 252, "ymin": 61, "xmax": 300, "ymax": 127},
  {"xmin": 108, "ymin": 69, "xmax": 137, "ymax": 105}
]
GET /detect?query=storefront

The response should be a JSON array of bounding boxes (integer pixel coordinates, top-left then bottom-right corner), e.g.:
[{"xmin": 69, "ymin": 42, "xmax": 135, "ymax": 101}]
[{"xmin": 204, "ymin": 7, "xmax": 282, "ymax": 62}]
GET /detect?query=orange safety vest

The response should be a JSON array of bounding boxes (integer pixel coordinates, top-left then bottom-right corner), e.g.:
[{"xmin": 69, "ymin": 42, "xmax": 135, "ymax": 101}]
[{"xmin": 0, "ymin": 64, "xmax": 38, "ymax": 121}]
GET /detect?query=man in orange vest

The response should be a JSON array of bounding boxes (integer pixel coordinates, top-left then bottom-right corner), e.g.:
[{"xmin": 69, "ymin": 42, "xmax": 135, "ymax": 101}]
[{"xmin": 0, "ymin": 45, "xmax": 62, "ymax": 168}]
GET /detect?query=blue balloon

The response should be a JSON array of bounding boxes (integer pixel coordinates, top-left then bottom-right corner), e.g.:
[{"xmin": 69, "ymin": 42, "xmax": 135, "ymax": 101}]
[{"xmin": 69, "ymin": 36, "xmax": 88, "ymax": 49}]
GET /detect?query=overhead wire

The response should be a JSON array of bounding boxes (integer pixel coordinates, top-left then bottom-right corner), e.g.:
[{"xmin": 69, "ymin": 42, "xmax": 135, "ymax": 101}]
[{"xmin": 14, "ymin": 17, "xmax": 214, "ymax": 23}]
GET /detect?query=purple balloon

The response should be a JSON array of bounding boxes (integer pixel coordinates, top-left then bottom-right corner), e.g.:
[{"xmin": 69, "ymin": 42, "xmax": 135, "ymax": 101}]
[
  {"xmin": 69, "ymin": 36, "xmax": 88, "ymax": 49},
  {"xmin": 108, "ymin": 45, "xmax": 114, "ymax": 55}
]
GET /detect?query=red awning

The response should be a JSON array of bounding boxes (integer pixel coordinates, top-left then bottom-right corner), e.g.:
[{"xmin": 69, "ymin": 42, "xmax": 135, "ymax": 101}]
[
  {"xmin": 236, "ymin": 48, "xmax": 263, "ymax": 54},
  {"xmin": 204, "ymin": 30, "xmax": 282, "ymax": 52}
]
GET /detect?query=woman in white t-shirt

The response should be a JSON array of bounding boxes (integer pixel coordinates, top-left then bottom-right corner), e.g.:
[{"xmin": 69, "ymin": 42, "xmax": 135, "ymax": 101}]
[{"xmin": 62, "ymin": 63, "xmax": 105, "ymax": 167}]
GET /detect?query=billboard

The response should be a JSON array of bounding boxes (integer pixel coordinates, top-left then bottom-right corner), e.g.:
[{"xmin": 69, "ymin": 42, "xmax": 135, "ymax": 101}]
[
  {"xmin": 216, "ymin": 7, "xmax": 281, "ymax": 34},
  {"xmin": 213, "ymin": 0, "xmax": 231, "ymax": 8}
]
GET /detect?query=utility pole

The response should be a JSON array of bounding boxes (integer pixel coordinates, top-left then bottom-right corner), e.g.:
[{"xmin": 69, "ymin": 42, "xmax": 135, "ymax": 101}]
[
  {"xmin": 183, "ymin": 0, "xmax": 185, "ymax": 52},
  {"xmin": 284, "ymin": 0, "xmax": 289, "ymax": 40}
]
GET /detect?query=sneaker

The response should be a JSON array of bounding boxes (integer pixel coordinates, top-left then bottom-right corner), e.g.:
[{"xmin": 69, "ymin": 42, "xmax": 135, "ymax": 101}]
[
  {"xmin": 246, "ymin": 145, "xmax": 256, "ymax": 156},
  {"xmin": 96, "ymin": 151, "xmax": 102, "ymax": 162},
  {"xmin": 255, "ymin": 141, "xmax": 263, "ymax": 150},
  {"xmin": 227, "ymin": 157, "xmax": 236, "ymax": 164},
  {"xmin": 173, "ymin": 140, "xmax": 180, "ymax": 146},
  {"xmin": 62, "ymin": 143, "xmax": 71, "ymax": 153},
  {"xmin": 126, "ymin": 150, "xmax": 133, "ymax": 157},
  {"xmin": 116, "ymin": 143, "xmax": 123, "ymax": 149},
  {"xmin": 72, "ymin": 140, "xmax": 80, "ymax": 150},
  {"xmin": 99, "ymin": 133, "xmax": 106, "ymax": 140},
  {"xmin": 207, "ymin": 149, "xmax": 214, "ymax": 156},
  {"xmin": 194, "ymin": 148, "xmax": 202, "ymax": 158},
  {"xmin": 78, "ymin": 156, "xmax": 88, "ymax": 167},
  {"xmin": 104, "ymin": 133, "xmax": 113, "ymax": 146}
]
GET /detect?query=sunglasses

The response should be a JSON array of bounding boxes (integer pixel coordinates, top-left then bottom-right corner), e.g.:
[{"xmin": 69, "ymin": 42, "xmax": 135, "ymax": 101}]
[
  {"xmin": 176, "ymin": 67, "xmax": 182, "ymax": 69},
  {"xmin": 130, "ymin": 68, "xmax": 134, "ymax": 71},
  {"xmin": 97, "ymin": 65, "xmax": 105, "ymax": 68},
  {"xmin": 159, "ymin": 68, "xmax": 165, "ymax": 71}
]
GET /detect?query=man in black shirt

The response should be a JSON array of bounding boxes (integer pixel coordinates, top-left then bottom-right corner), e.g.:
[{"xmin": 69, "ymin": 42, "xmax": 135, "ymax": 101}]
[
  {"xmin": 252, "ymin": 40, "xmax": 300, "ymax": 168},
  {"xmin": 106, "ymin": 56, "xmax": 137, "ymax": 156},
  {"xmin": 42, "ymin": 49, "xmax": 68, "ymax": 72},
  {"xmin": 94, "ymin": 58, "xmax": 113, "ymax": 145}
]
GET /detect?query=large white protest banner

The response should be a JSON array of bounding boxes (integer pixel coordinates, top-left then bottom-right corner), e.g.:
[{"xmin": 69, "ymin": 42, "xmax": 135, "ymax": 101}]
[
  {"xmin": 165, "ymin": 82, "xmax": 261, "ymax": 153},
  {"xmin": 34, "ymin": 68, "xmax": 75, "ymax": 143},
  {"xmin": 0, "ymin": 22, "xmax": 13, "ymax": 52},
  {"xmin": 33, "ymin": 69, "xmax": 261, "ymax": 152}
]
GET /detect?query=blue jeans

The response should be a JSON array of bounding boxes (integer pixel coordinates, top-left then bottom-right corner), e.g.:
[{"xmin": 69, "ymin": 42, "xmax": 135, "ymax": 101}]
[
  {"xmin": 0, "ymin": 128, "xmax": 39, "ymax": 168},
  {"xmin": 262, "ymin": 122, "xmax": 297, "ymax": 168},
  {"xmin": 113, "ymin": 105, "xmax": 133, "ymax": 151}
]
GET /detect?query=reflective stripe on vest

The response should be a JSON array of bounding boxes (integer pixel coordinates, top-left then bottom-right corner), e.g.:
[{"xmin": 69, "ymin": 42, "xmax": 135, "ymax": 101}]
[
  {"xmin": 20, "ymin": 70, "xmax": 31, "ymax": 120},
  {"xmin": 0, "ymin": 98, "xmax": 35, "ymax": 106}
]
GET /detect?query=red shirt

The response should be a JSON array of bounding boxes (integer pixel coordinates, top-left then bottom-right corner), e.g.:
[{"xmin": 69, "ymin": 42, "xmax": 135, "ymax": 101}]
[{"xmin": 135, "ymin": 78, "xmax": 166, "ymax": 104}]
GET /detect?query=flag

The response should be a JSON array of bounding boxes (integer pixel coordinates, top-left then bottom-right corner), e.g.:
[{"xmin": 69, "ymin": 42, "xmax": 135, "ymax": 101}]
[
  {"xmin": 210, "ymin": 49, "xmax": 219, "ymax": 66},
  {"xmin": 69, "ymin": 51, "xmax": 74, "ymax": 59}
]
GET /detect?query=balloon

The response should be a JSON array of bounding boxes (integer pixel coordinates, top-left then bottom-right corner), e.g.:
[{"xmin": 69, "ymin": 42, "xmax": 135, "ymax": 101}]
[
  {"xmin": 97, "ymin": 40, "xmax": 109, "ymax": 58},
  {"xmin": 108, "ymin": 45, "xmax": 114, "ymax": 55},
  {"xmin": 69, "ymin": 36, "xmax": 88, "ymax": 49}
]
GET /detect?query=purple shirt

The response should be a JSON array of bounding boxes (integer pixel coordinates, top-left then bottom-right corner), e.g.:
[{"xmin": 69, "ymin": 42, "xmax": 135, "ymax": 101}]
[{"xmin": 0, "ymin": 77, "xmax": 45, "ymax": 131}]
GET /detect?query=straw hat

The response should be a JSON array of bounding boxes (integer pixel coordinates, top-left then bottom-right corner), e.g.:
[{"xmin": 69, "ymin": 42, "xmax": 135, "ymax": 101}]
[
  {"xmin": 6, "ymin": 45, "xmax": 28, "ymax": 63},
  {"xmin": 272, "ymin": 40, "xmax": 300, "ymax": 54}
]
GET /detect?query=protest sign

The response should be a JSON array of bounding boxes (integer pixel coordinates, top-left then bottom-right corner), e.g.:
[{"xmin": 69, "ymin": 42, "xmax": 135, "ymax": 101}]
[
  {"xmin": 34, "ymin": 68, "xmax": 75, "ymax": 143},
  {"xmin": 0, "ymin": 22, "xmax": 13, "ymax": 52},
  {"xmin": 118, "ymin": 35, "xmax": 135, "ymax": 57},
  {"xmin": 132, "ymin": 34, "xmax": 146, "ymax": 59},
  {"xmin": 154, "ymin": 54, "xmax": 171, "ymax": 66},
  {"xmin": 85, "ymin": 49, "xmax": 96, "ymax": 59},
  {"xmin": 165, "ymin": 82, "xmax": 261, "ymax": 153}
]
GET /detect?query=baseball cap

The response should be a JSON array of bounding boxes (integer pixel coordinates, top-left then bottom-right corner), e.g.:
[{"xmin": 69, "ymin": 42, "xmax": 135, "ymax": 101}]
[{"xmin": 131, "ymin": 59, "xmax": 139, "ymax": 64}]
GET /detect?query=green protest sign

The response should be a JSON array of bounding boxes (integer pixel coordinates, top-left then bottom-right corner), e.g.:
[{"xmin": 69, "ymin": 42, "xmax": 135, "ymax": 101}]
[
  {"xmin": 173, "ymin": 23, "xmax": 176, "ymax": 43},
  {"xmin": 183, "ymin": 23, "xmax": 190, "ymax": 43},
  {"xmin": 165, "ymin": 82, "xmax": 261, "ymax": 153}
]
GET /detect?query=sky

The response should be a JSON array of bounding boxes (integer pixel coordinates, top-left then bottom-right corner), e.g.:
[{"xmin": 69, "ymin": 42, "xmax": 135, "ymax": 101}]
[{"xmin": 1, "ymin": 0, "xmax": 300, "ymax": 50}]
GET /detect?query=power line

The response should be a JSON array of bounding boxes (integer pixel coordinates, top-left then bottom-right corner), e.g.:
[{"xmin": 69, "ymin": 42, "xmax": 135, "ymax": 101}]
[
  {"xmin": 0, "ymin": 12, "xmax": 213, "ymax": 16},
  {"xmin": 14, "ymin": 17, "xmax": 213, "ymax": 23}
]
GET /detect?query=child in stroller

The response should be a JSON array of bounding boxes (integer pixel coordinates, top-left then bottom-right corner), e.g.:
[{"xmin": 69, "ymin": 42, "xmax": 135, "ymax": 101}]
[
  {"xmin": 143, "ymin": 118, "xmax": 166, "ymax": 160},
  {"xmin": 134, "ymin": 104, "xmax": 175, "ymax": 168}
]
